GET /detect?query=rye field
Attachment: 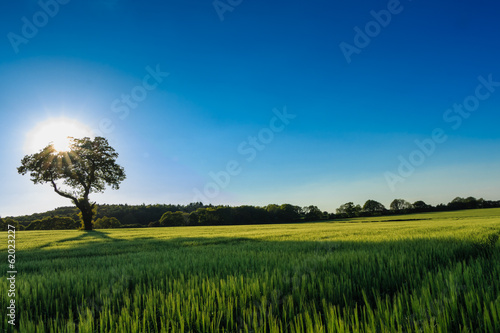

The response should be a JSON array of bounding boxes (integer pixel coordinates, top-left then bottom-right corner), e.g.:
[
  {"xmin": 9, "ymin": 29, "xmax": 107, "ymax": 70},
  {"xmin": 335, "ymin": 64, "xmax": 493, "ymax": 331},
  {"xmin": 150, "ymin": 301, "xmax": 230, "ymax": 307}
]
[{"xmin": 2, "ymin": 208, "xmax": 500, "ymax": 332}]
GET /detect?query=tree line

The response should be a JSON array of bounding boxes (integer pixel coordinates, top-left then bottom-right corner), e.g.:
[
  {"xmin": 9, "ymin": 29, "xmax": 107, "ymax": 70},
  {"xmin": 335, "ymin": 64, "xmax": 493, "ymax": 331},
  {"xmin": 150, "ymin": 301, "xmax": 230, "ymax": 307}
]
[
  {"xmin": 334, "ymin": 197, "xmax": 500, "ymax": 218},
  {"xmin": 2, "ymin": 196, "xmax": 499, "ymax": 231}
]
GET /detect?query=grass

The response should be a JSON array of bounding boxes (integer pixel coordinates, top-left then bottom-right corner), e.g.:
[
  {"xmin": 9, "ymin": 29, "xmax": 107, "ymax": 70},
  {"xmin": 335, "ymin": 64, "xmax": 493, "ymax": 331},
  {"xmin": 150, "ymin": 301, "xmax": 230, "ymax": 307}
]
[{"xmin": 1, "ymin": 208, "xmax": 500, "ymax": 332}]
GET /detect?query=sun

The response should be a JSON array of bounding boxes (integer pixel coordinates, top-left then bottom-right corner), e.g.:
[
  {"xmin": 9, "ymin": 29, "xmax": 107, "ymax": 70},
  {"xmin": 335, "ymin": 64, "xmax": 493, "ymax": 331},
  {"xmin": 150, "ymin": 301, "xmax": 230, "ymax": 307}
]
[{"xmin": 24, "ymin": 117, "xmax": 94, "ymax": 153}]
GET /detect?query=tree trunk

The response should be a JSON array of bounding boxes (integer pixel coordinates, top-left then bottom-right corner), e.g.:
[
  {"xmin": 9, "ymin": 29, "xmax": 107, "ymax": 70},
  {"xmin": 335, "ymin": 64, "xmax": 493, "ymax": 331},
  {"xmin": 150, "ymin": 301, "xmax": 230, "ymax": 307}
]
[{"xmin": 76, "ymin": 199, "xmax": 95, "ymax": 231}]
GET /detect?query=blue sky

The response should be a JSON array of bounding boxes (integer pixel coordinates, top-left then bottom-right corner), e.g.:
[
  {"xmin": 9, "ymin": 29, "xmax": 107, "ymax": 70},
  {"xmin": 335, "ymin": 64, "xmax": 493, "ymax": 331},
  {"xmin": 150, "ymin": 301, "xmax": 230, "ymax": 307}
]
[{"xmin": 1, "ymin": 0, "xmax": 500, "ymax": 216}]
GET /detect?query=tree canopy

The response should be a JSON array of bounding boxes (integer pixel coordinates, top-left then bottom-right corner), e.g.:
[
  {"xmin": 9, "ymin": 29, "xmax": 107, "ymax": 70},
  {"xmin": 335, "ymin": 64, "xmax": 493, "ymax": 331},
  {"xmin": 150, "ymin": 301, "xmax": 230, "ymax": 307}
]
[
  {"xmin": 390, "ymin": 199, "xmax": 413, "ymax": 212},
  {"xmin": 18, "ymin": 137, "xmax": 125, "ymax": 230},
  {"xmin": 362, "ymin": 200, "xmax": 386, "ymax": 214},
  {"xmin": 336, "ymin": 202, "xmax": 362, "ymax": 217}
]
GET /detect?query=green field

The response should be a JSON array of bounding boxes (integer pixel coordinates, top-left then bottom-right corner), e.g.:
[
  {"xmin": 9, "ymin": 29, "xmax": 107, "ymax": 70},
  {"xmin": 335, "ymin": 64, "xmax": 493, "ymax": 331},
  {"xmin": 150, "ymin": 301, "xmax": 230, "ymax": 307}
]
[{"xmin": 2, "ymin": 208, "xmax": 500, "ymax": 332}]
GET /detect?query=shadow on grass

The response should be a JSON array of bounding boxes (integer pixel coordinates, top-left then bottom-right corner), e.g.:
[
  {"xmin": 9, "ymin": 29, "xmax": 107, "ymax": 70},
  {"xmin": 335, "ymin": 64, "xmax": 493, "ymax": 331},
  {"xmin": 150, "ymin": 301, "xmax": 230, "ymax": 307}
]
[
  {"xmin": 37, "ymin": 230, "xmax": 116, "ymax": 249},
  {"xmin": 22, "ymin": 231, "xmax": 499, "ymax": 270}
]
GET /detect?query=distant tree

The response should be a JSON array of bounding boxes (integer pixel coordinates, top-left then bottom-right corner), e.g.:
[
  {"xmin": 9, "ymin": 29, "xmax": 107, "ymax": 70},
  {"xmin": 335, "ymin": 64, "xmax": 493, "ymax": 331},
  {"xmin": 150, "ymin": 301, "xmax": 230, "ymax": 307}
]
[
  {"xmin": 390, "ymin": 199, "xmax": 413, "ymax": 212},
  {"xmin": 413, "ymin": 200, "xmax": 432, "ymax": 212},
  {"xmin": 354, "ymin": 204, "xmax": 362, "ymax": 216},
  {"xmin": 336, "ymin": 202, "xmax": 361, "ymax": 218},
  {"xmin": 362, "ymin": 200, "xmax": 386, "ymax": 215},
  {"xmin": 194, "ymin": 208, "xmax": 208, "ymax": 225},
  {"xmin": 266, "ymin": 204, "xmax": 281, "ymax": 222},
  {"xmin": 464, "ymin": 197, "xmax": 480, "ymax": 209},
  {"xmin": 267, "ymin": 204, "xmax": 301, "ymax": 223},
  {"xmin": 233, "ymin": 206, "xmax": 268, "ymax": 225},
  {"xmin": 94, "ymin": 216, "xmax": 121, "ymax": 229},
  {"xmin": 18, "ymin": 137, "xmax": 126, "ymax": 231},
  {"xmin": 435, "ymin": 203, "xmax": 447, "ymax": 211},
  {"xmin": 188, "ymin": 211, "xmax": 200, "ymax": 225},
  {"xmin": 303, "ymin": 205, "xmax": 323, "ymax": 221},
  {"xmin": 476, "ymin": 198, "xmax": 485, "ymax": 208},
  {"xmin": 160, "ymin": 211, "xmax": 188, "ymax": 226},
  {"xmin": 198, "ymin": 207, "xmax": 225, "ymax": 225},
  {"xmin": 448, "ymin": 197, "xmax": 468, "ymax": 210},
  {"xmin": 336, "ymin": 202, "xmax": 352, "ymax": 216},
  {"xmin": 281, "ymin": 204, "xmax": 301, "ymax": 222}
]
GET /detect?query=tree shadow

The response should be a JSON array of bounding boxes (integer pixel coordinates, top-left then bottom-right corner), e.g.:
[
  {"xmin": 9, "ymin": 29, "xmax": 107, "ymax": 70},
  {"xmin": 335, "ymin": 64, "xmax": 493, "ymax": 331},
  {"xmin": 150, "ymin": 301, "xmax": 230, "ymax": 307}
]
[{"xmin": 37, "ymin": 230, "xmax": 115, "ymax": 249}]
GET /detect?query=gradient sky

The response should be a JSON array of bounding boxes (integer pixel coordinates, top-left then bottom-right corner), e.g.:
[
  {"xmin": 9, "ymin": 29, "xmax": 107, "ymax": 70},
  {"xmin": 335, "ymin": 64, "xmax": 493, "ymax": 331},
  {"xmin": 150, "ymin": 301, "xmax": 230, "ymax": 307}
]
[{"xmin": 1, "ymin": 0, "xmax": 500, "ymax": 216}]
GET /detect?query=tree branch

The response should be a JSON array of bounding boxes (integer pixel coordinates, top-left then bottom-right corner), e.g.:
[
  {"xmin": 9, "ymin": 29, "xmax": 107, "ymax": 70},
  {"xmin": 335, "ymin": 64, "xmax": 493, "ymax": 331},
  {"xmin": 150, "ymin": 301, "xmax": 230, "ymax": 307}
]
[{"xmin": 51, "ymin": 179, "xmax": 78, "ymax": 203}]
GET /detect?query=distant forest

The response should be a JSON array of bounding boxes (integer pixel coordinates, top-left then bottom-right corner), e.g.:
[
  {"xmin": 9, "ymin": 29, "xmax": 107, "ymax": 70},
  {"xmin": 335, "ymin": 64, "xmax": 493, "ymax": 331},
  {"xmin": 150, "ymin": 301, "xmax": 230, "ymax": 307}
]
[{"xmin": 1, "ymin": 197, "xmax": 499, "ymax": 231}]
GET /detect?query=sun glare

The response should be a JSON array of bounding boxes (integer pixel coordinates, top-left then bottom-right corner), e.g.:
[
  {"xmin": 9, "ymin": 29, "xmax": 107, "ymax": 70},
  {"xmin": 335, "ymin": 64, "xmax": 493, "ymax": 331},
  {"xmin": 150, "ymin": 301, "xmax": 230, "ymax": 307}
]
[{"xmin": 24, "ymin": 118, "xmax": 94, "ymax": 153}]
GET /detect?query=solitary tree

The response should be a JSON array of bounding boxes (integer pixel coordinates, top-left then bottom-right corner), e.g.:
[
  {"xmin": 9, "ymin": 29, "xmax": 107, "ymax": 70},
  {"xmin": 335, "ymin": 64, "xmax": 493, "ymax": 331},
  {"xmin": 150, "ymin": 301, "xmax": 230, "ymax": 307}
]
[{"xmin": 18, "ymin": 137, "xmax": 126, "ymax": 231}]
